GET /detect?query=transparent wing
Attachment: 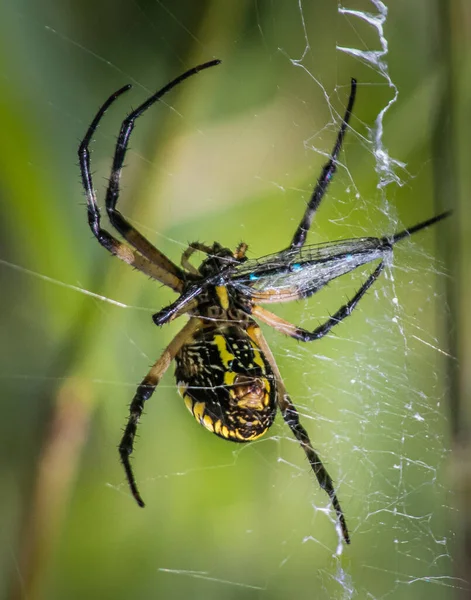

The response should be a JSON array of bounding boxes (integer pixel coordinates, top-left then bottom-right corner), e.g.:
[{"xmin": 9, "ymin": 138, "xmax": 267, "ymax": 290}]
[{"xmin": 231, "ymin": 237, "xmax": 392, "ymax": 303}]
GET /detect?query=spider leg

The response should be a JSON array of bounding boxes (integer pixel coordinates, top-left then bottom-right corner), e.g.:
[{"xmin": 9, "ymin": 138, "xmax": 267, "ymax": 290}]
[
  {"xmin": 152, "ymin": 286, "xmax": 204, "ymax": 326},
  {"xmin": 104, "ymin": 60, "xmax": 221, "ymax": 276},
  {"xmin": 79, "ymin": 85, "xmax": 184, "ymax": 291},
  {"xmin": 385, "ymin": 211, "xmax": 452, "ymax": 245},
  {"xmin": 281, "ymin": 395, "xmax": 350, "ymax": 544},
  {"xmin": 180, "ymin": 240, "xmax": 246, "ymax": 275},
  {"xmin": 181, "ymin": 242, "xmax": 214, "ymax": 274},
  {"xmin": 153, "ymin": 259, "xmax": 237, "ymax": 326},
  {"xmin": 289, "ymin": 79, "xmax": 356, "ymax": 251},
  {"xmin": 248, "ymin": 324, "xmax": 350, "ymax": 544},
  {"xmin": 119, "ymin": 317, "xmax": 202, "ymax": 507},
  {"xmin": 252, "ymin": 261, "xmax": 384, "ymax": 341},
  {"xmin": 234, "ymin": 242, "xmax": 248, "ymax": 261}
]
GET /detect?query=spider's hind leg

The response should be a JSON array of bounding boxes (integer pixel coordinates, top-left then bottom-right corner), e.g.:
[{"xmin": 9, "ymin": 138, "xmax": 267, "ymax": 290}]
[
  {"xmin": 280, "ymin": 394, "xmax": 350, "ymax": 544},
  {"xmin": 119, "ymin": 318, "xmax": 201, "ymax": 507},
  {"xmin": 247, "ymin": 324, "xmax": 350, "ymax": 544}
]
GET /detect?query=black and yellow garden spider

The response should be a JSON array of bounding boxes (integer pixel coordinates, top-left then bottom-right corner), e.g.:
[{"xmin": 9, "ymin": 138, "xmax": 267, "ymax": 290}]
[{"xmin": 79, "ymin": 59, "xmax": 449, "ymax": 545}]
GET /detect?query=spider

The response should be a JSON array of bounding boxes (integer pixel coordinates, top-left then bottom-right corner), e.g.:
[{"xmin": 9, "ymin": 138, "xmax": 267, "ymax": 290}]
[{"xmin": 79, "ymin": 59, "xmax": 449, "ymax": 545}]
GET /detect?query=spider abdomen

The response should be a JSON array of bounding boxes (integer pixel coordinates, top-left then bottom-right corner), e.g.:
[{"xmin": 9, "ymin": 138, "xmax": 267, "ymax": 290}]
[{"xmin": 175, "ymin": 324, "xmax": 277, "ymax": 442}]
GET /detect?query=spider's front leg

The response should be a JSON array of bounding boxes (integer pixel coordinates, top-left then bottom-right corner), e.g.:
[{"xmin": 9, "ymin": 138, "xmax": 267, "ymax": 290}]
[
  {"xmin": 103, "ymin": 60, "xmax": 220, "ymax": 279},
  {"xmin": 289, "ymin": 79, "xmax": 356, "ymax": 251},
  {"xmin": 119, "ymin": 318, "xmax": 201, "ymax": 506},
  {"xmin": 152, "ymin": 262, "xmax": 238, "ymax": 326},
  {"xmin": 152, "ymin": 288, "xmax": 202, "ymax": 326}
]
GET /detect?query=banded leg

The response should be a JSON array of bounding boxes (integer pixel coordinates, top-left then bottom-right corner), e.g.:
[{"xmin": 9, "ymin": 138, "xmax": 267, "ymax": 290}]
[
  {"xmin": 78, "ymin": 86, "xmax": 183, "ymax": 291},
  {"xmin": 248, "ymin": 324, "xmax": 350, "ymax": 544},
  {"xmin": 104, "ymin": 60, "xmax": 221, "ymax": 276},
  {"xmin": 252, "ymin": 261, "xmax": 384, "ymax": 342},
  {"xmin": 289, "ymin": 79, "xmax": 357, "ymax": 250},
  {"xmin": 180, "ymin": 240, "xmax": 247, "ymax": 275},
  {"xmin": 234, "ymin": 242, "xmax": 248, "ymax": 261},
  {"xmin": 119, "ymin": 317, "xmax": 201, "ymax": 507},
  {"xmin": 181, "ymin": 242, "xmax": 214, "ymax": 274}
]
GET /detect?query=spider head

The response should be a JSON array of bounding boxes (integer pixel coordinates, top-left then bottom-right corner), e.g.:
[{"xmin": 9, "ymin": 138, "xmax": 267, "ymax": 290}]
[{"xmin": 198, "ymin": 242, "xmax": 239, "ymax": 278}]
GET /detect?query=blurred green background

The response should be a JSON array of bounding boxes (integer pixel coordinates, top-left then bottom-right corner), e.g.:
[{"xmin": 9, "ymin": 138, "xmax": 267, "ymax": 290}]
[{"xmin": 0, "ymin": 1, "xmax": 466, "ymax": 599}]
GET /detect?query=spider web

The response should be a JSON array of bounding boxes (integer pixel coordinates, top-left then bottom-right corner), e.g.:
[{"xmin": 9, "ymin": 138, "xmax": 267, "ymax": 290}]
[{"xmin": 0, "ymin": 1, "xmax": 460, "ymax": 600}]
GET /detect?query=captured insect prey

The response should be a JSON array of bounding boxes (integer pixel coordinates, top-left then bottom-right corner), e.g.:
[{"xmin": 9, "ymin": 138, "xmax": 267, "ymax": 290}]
[{"xmin": 79, "ymin": 59, "xmax": 449, "ymax": 546}]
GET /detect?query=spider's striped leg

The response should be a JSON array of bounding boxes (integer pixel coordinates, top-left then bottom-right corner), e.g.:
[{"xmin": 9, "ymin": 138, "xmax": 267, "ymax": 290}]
[
  {"xmin": 181, "ymin": 242, "xmax": 214, "ymax": 274},
  {"xmin": 103, "ymin": 61, "xmax": 221, "ymax": 277},
  {"xmin": 289, "ymin": 79, "xmax": 356, "ymax": 251},
  {"xmin": 248, "ymin": 324, "xmax": 350, "ymax": 544},
  {"xmin": 119, "ymin": 318, "xmax": 202, "ymax": 507},
  {"xmin": 78, "ymin": 86, "xmax": 183, "ymax": 291},
  {"xmin": 234, "ymin": 242, "xmax": 248, "ymax": 260},
  {"xmin": 252, "ymin": 261, "xmax": 384, "ymax": 342}
]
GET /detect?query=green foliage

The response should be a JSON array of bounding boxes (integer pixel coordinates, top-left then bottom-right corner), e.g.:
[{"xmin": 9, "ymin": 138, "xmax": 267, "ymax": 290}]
[{"xmin": 0, "ymin": 2, "xmax": 458, "ymax": 599}]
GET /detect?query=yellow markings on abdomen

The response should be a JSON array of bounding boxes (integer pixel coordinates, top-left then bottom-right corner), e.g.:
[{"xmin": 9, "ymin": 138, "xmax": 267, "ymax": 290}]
[
  {"xmin": 203, "ymin": 414, "xmax": 215, "ymax": 432},
  {"xmin": 184, "ymin": 392, "xmax": 270, "ymax": 441},
  {"xmin": 179, "ymin": 327, "xmax": 275, "ymax": 443},
  {"xmin": 241, "ymin": 428, "xmax": 267, "ymax": 441},
  {"xmin": 249, "ymin": 340, "xmax": 266, "ymax": 371},
  {"xmin": 183, "ymin": 395, "xmax": 217, "ymax": 434},
  {"xmin": 212, "ymin": 334, "xmax": 234, "ymax": 368},
  {"xmin": 215, "ymin": 286, "xmax": 230, "ymax": 310},
  {"xmin": 211, "ymin": 334, "xmax": 240, "ymax": 387},
  {"xmin": 192, "ymin": 401, "xmax": 206, "ymax": 422},
  {"xmin": 183, "ymin": 395, "xmax": 193, "ymax": 415}
]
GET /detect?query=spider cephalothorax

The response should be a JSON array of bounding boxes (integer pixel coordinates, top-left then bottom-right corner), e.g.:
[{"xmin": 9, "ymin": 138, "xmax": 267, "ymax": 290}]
[{"xmin": 79, "ymin": 59, "xmax": 449, "ymax": 545}]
